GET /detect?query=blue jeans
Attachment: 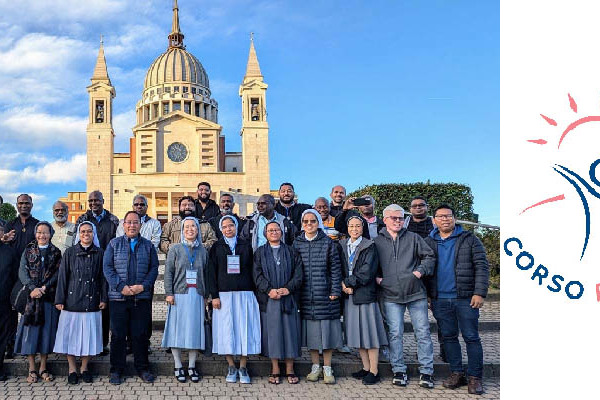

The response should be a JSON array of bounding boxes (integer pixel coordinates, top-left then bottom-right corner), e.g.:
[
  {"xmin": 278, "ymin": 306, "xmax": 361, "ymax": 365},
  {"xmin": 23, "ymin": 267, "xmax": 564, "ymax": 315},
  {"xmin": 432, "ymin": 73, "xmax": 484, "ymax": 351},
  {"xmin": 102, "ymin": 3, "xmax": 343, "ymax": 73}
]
[
  {"xmin": 432, "ymin": 298, "xmax": 483, "ymax": 378},
  {"xmin": 383, "ymin": 299, "xmax": 433, "ymax": 375}
]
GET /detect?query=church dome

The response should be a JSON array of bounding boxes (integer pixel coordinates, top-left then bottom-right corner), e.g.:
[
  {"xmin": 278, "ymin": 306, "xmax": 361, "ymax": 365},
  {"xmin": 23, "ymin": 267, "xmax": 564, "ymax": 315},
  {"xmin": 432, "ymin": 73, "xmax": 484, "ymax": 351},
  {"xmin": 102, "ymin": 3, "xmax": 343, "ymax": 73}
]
[{"xmin": 144, "ymin": 47, "xmax": 210, "ymax": 91}]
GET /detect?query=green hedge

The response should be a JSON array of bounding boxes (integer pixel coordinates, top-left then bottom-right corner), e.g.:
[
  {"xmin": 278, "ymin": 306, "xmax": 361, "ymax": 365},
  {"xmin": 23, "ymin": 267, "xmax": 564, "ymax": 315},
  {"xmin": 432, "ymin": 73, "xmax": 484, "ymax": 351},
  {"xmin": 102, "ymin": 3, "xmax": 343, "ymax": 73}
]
[{"xmin": 348, "ymin": 182, "xmax": 475, "ymax": 220}]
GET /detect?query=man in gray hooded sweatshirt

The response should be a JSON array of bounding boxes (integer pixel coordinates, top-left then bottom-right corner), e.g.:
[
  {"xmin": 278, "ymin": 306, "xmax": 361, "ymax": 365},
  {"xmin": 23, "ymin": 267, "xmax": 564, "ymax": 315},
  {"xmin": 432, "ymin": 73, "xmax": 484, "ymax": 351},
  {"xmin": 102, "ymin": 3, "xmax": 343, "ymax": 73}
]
[{"xmin": 374, "ymin": 204, "xmax": 436, "ymax": 389}]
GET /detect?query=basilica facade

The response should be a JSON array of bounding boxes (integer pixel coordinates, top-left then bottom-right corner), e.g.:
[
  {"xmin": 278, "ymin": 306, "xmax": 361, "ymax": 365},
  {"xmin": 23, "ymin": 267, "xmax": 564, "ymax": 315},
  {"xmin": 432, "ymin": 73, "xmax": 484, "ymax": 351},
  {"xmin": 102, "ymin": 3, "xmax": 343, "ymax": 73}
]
[{"xmin": 84, "ymin": 1, "xmax": 270, "ymax": 223}]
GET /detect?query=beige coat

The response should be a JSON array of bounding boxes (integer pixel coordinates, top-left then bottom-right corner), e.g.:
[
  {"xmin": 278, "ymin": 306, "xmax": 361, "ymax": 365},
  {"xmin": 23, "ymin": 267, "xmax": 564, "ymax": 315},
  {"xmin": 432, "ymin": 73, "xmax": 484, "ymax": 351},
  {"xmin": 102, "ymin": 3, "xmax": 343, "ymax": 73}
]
[{"xmin": 159, "ymin": 216, "xmax": 217, "ymax": 254}]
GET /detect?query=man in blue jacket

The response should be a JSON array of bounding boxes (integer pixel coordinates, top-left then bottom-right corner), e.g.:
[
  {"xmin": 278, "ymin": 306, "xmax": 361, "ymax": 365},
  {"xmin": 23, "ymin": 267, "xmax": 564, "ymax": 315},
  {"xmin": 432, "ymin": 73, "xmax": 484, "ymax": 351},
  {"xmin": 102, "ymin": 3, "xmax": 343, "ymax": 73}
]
[
  {"xmin": 103, "ymin": 211, "xmax": 158, "ymax": 385},
  {"xmin": 424, "ymin": 204, "xmax": 489, "ymax": 395}
]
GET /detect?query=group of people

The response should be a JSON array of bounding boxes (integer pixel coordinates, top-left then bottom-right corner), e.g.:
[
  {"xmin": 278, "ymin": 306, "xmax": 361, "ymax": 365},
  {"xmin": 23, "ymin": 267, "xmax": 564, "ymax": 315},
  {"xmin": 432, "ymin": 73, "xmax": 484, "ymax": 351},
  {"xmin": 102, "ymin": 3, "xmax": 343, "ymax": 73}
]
[{"xmin": 0, "ymin": 182, "xmax": 489, "ymax": 395}]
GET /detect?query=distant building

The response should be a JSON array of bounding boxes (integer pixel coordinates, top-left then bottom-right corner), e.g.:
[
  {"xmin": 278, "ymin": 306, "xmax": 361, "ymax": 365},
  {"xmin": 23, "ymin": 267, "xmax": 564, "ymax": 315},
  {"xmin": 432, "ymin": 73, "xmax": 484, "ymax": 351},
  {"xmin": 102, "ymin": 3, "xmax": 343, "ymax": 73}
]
[
  {"xmin": 81, "ymin": 1, "xmax": 270, "ymax": 222},
  {"xmin": 59, "ymin": 192, "xmax": 87, "ymax": 223}
]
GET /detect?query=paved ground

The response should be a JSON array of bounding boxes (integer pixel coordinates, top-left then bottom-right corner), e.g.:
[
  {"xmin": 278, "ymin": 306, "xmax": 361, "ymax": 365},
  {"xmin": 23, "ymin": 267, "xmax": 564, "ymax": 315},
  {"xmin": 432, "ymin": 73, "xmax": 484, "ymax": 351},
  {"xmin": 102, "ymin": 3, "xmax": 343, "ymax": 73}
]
[{"xmin": 0, "ymin": 376, "xmax": 500, "ymax": 399}]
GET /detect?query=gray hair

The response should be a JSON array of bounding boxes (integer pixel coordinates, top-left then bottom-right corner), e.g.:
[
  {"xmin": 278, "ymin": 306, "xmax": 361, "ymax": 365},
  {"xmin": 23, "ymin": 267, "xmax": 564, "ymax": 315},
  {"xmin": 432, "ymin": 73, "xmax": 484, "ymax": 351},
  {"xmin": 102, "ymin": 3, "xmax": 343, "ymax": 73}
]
[
  {"xmin": 314, "ymin": 197, "xmax": 329, "ymax": 207},
  {"xmin": 52, "ymin": 200, "xmax": 68, "ymax": 212},
  {"xmin": 383, "ymin": 204, "xmax": 405, "ymax": 218},
  {"xmin": 133, "ymin": 194, "xmax": 148, "ymax": 206},
  {"xmin": 220, "ymin": 193, "xmax": 235, "ymax": 203}
]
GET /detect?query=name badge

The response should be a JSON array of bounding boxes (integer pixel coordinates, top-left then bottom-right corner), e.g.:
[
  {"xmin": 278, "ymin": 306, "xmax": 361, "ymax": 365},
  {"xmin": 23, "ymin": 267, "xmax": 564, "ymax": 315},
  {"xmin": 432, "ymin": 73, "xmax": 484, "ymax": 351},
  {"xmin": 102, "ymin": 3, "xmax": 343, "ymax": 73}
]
[
  {"xmin": 227, "ymin": 255, "xmax": 240, "ymax": 274},
  {"xmin": 186, "ymin": 269, "xmax": 197, "ymax": 288}
]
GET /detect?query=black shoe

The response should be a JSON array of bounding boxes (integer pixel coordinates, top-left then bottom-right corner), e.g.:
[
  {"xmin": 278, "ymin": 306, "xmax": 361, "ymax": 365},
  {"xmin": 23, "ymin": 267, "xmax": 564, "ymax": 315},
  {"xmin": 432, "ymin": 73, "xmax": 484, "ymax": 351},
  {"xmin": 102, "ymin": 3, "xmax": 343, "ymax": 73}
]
[
  {"xmin": 0, "ymin": 371, "xmax": 8, "ymax": 381},
  {"xmin": 175, "ymin": 367, "xmax": 186, "ymax": 383},
  {"xmin": 392, "ymin": 372, "xmax": 408, "ymax": 387},
  {"xmin": 419, "ymin": 374, "xmax": 434, "ymax": 389},
  {"xmin": 4, "ymin": 350, "xmax": 14, "ymax": 360},
  {"xmin": 126, "ymin": 346, "xmax": 133, "ymax": 355},
  {"xmin": 81, "ymin": 370, "xmax": 93, "ymax": 383},
  {"xmin": 362, "ymin": 372, "xmax": 381, "ymax": 385},
  {"xmin": 100, "ymin": 347, "xmax": 109, "ymax": 356},
  {"xmin": 351, "ymin": 368, "xmax": 370, "ymax": 379},
  {"xmin": 166, "ymin": 348, "xmax": 172, "ymax": 354},
  {"xmin": 109, "ymin": 372, "xmax": 122, "ymax": 385},
  {"xmin": 68, "ymin": 372, "xmax": 79, "ymax": 385},
  {"xmin": 147, "ymin": 345, "xmax": 153, "ymax": 354},
  {"xmin": 139, "ymin": 370, "xmax": 155, "ymax": 383}
]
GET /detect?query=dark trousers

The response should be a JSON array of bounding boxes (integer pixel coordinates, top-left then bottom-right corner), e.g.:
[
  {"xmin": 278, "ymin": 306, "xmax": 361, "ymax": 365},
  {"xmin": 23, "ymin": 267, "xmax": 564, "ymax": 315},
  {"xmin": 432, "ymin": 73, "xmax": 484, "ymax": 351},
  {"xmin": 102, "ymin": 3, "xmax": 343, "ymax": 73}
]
[
  {"xmin": 0, "ymin": 305, "xmax": 11, "ymax": 372},
  {"xmin": 109, "ymin": 299, "xmax": 151, "ymax": 374},
  {"xmin": 6, "ymin": 308, "xmax": 17, "ymax": 354},
  {"xmin": 432, "ymin": 298, "xmax": 483, "ymax": 378}
]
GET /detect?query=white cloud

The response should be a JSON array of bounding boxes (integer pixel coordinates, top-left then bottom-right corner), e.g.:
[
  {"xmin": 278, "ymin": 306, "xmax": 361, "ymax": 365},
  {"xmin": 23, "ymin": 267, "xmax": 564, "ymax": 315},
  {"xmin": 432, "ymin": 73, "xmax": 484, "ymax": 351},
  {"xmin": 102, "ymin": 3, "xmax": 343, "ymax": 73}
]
[
  {"xmin": 0, "ymin": 108, "xmax": 87, "ymax": 150},
  {"xmin": 0, "ymin": 154, "xmax": 86, "ymax": 190}
]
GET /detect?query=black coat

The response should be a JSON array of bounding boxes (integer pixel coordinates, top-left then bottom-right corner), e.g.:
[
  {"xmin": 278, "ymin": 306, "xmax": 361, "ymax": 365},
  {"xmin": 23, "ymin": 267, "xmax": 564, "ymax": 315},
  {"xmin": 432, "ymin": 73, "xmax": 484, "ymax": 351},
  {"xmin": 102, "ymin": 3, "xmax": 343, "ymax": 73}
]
[
  {"xmin": 207, "ymin": 237, "xmax": 255, "ymax": 299},
  {"xmin": 75, "ymin": 210, "xmax": 119, "ymax": 250},
  {"xmin": 253, "ymin": 243, "xmax": 303, "ymax": 312},
  {"xmin": 195, "ymin": 198, "xmax": 221, "ymax": 222},
  {"xmin": 293, "ymin": 230, "xmax": 342, "ymax": 320},
  {"xmin": 55, "ymin": 244, "xmax": 108, "ymax": 312},
  {"xmin": 0, "ymin": 243, "xmax": 18, "ymax": 305},
  {"xmin": 424, "ymin": 229, "xmax": 489, "ymax": 299},
  {"xmin": 275, "ymin": 202, "xmax": 312, "ymax": 231},
  {"xmin": 339, "ymin": 238, "xmax": 379, "ymax": 305},
  {"xmin": 5, "ymin": 216, "xmax": 39, "ymax": 258}
]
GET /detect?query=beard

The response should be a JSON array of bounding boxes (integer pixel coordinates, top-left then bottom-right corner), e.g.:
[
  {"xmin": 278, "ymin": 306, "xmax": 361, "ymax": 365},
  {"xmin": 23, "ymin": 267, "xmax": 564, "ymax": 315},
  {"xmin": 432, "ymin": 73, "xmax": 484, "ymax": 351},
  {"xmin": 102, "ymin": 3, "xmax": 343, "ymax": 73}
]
[
  {"xmin": 54, "ymin": 215, "xmax": 67, "ymax": 223},
  {"xmin": 220, "ymin": 208, "xmax": 232, "ymax": 215},
  {"xmin": 179, "ymin": 209, "xmax": 195, "ymax": 218},
  {"xmin": 280, "ymin": 197, "xmax": 293, "ymax": 205}
]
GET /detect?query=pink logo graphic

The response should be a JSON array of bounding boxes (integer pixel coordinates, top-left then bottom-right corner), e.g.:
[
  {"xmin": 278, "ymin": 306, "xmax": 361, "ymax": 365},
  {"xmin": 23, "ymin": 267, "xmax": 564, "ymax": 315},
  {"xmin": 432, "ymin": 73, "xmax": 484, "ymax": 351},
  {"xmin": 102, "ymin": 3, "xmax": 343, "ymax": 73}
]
[{"xmin": 521, "ymin": 94, "xmax": 600, "ymax": 260}]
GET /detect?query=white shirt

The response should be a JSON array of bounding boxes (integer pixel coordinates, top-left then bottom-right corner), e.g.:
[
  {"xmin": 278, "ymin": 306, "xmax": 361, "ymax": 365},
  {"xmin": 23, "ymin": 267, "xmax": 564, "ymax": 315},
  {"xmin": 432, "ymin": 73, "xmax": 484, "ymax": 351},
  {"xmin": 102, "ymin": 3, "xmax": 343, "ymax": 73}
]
[{"xmin": 51, "ymin": 221, "xmax": 76, "ymax": 254}]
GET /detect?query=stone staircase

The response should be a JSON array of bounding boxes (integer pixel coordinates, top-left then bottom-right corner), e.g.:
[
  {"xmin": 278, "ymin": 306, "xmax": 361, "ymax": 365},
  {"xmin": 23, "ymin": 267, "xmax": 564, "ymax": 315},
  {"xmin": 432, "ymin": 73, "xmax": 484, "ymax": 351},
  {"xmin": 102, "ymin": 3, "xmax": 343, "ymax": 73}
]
[{"xmin": 4, "ymin": 253, "xmax": 500, "ymax": 378}]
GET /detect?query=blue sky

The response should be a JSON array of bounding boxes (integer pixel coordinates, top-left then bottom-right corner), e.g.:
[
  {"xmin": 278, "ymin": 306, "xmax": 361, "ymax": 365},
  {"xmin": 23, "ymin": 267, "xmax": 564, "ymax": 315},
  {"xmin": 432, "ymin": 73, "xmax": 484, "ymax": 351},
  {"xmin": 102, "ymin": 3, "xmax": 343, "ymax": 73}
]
[{"xmin": 0, "ymin": 0, "xmax": 499, "ymax": 224}]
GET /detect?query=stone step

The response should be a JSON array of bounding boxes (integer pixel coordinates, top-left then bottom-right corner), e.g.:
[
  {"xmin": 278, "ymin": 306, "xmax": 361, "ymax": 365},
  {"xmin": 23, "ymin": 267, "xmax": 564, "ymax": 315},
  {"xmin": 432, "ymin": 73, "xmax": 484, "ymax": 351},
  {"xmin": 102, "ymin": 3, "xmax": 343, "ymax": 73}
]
[{"xmin": 3, "ymin": 331, "xmax": 499, "ymax": 378}]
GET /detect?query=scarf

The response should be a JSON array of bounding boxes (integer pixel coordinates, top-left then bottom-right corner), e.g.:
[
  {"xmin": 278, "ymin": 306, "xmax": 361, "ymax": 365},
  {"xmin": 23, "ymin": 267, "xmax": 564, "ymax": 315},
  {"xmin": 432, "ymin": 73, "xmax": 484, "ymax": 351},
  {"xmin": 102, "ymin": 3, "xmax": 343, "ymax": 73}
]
[{"xmin": 22, "ymin": 242, "xmax": 61, "ymax": 326}]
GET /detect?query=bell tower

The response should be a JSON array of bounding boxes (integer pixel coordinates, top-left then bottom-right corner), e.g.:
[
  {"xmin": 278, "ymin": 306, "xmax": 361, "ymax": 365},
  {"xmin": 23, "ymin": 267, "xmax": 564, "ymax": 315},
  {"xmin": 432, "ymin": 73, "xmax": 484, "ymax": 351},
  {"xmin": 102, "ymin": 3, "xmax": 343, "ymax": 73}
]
[
  {"xmin": 239, "ymin": 33, "xmax": 270, "ymax": 195},
  {"xmin": 86, "ymin": 37, "xmax": 116, "ymax": 208}
]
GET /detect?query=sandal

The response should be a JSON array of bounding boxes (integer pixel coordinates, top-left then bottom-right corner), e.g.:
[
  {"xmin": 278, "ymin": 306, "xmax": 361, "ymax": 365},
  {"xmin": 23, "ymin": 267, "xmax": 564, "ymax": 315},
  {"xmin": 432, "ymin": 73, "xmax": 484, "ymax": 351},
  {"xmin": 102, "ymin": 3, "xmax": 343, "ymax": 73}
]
[
  {"xmin": 268, "ymin": 373, "xmax": 281, "ymax": 384},
  {"xmin": 27, "ymin": 371, "xmax": 39, "ymax": 383},
  {"xmin": 174, "ymin": 367, "xmax": 186, "ymax": 383},
  {"xmin": 286, "ymin": 373, "xmax": 299, "ymax": 384},
  {"xmin": 188, "ymin": 367, "xmax": 201, "ymax": 383},
  {"xmin": 40, "ymin": 370, "xmax": 54, "ymax": 382}
]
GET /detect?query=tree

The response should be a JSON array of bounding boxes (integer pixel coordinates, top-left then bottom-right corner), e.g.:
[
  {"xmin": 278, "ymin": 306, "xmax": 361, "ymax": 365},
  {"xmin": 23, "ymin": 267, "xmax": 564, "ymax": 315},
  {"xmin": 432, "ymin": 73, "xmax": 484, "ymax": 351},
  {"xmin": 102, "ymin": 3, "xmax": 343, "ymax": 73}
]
[{"xmin": 0, "ymin": 202, "xmax": 17, "ymax": 222}]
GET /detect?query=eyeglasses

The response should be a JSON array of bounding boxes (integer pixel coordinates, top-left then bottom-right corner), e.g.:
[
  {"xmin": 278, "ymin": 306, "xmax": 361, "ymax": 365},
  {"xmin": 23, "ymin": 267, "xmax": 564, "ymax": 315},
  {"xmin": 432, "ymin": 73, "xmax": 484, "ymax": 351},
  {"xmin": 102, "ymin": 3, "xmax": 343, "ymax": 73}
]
[
  {"xmin": 434, "ymin": 214, "xmax": 454, "ymax": 220},
  {"xmin": 124, "ymin": 220, "xmax": 140, "ymax": 225},
  {"xmin": 410, "ymin": 203, "xmax": 427, "ymax": 208},
  {"xmin": 266, "ymin": 229, "xmax": 281, "ymax": 233},
  {"xmin": 302, "ymin": 219, "xmax": 318, "ymax": 225},
  {"xmin": 133, "ymin": 203, "xmax": 147, "ymax": 207},
  {"xmin": 387, "ymin": 216, "xmax": 404, "ymax": 222}
]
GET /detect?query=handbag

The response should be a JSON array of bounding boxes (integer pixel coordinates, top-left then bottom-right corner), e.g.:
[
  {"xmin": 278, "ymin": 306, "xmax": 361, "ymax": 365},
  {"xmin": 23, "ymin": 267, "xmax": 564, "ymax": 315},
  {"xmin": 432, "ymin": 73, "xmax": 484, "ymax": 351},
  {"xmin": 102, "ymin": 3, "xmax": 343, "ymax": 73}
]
[
  {"xmin": 10, "ymin": 280, "xmax": 31, "ymax": 314},
  {"xmin": 202, "ymin": 302, "xmax": 213, "ymax": 355}
]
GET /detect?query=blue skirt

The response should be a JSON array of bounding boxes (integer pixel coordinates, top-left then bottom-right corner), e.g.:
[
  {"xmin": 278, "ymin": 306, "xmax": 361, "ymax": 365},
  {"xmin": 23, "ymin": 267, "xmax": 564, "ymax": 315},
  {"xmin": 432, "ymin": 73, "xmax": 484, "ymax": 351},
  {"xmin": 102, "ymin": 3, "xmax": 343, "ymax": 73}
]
[
  {"xmin": 14, "ymin": 301, "xmax": 60, "ymax": 355},
  {"xmin": 212, "ymin": 291, "xmax": 261, "ymax": 356},
  {"xmin": 53, "ymin": 310, "xmax": 103, "ymax": 356},
  {"xmin": 161, "ymin": 291, "xmax": 205, "ymax": 350}
]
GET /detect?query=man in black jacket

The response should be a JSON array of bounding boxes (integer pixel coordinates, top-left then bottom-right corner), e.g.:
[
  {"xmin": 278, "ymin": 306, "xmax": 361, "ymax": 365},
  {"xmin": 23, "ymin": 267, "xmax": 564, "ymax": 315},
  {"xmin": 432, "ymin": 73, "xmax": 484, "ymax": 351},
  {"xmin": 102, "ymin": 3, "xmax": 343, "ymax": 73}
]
[
  {"xmin": 329, "ymin": 185, "xmax": 346, "ymax": 217},
  {"xmin": 424, "ymin": 205, "xmax": 489, "ymax": 395},
  {"xmin": 208, "ymin": 193, "xmax": 245, "ymax": 240},
  {"xmin": 75, "ymin": 190, "xmax": 120, "ymax": 354},
  {"xmin": 195, "ymin": 182, "xmax": 220, "ymax": 222},
  {"xmin": 0, "ymin": 194, "xmax": 39, "ymax": 360},
  {"xmin": 274, "ymin": 182, "xmax": 311, "ymax": 231},
  {"xmin": 0, "ymin": 224, "xmax": 18, "ymax": 380}
]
